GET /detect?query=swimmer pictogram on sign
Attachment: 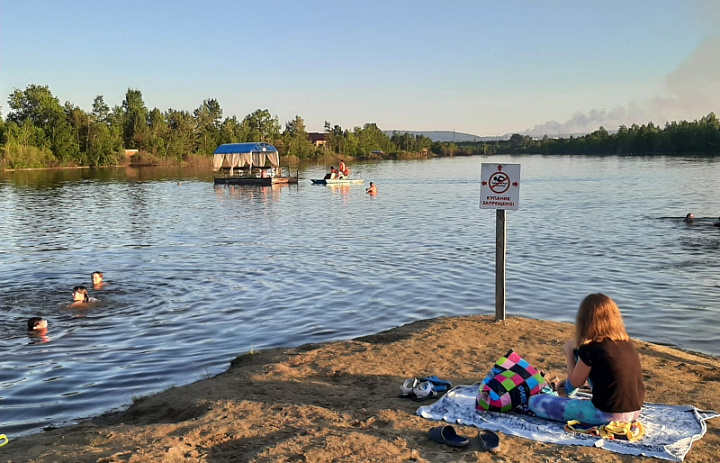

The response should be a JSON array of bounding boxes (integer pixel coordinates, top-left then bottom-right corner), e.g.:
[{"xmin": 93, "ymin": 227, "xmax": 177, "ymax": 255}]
[
  {"xmin": 480, "ymin": 163, "xmax": 521, "ymax": 210},
  {"xmin": 488, "ymin": 171, "xmax": 510, "ymax": 193}
]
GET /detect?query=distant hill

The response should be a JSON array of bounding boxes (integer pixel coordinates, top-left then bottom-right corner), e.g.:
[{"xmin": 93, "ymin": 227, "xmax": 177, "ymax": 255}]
[
  {"xmin": 516, "ymin": 131, "xmax": 597, "ymax": 139},
  {"xmin": 384, "ymin": 129, "xmax": 609, "ymax": 143},
  {"xmin": 384, "ymin": 130, "xmax": 507, "ymax": 143}
]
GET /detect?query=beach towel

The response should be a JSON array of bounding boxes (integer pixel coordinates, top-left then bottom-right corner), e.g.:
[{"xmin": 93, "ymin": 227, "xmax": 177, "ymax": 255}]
[{"xmin": 417, "ymin": 385, "xmax": 719, "ymax": 462}]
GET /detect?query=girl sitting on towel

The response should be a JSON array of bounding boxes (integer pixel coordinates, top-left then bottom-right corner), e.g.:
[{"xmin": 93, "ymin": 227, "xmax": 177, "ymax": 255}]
[{"xmin": 529, "ymin": 293, "xmax": 645, "ymax": 425}]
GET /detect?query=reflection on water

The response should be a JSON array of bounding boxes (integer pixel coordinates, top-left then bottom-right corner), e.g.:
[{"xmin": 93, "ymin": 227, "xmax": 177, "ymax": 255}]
[
  {"xmin": 27, "ymin": 329, "xmax": 50, "ymax": 345},
  {"xmin": 1, "ymin": 156, "xmax": 720, "ymax": 436},
  {"xmin": 1, "ymin": 165, "xmax": 215, "ymax": 187}
]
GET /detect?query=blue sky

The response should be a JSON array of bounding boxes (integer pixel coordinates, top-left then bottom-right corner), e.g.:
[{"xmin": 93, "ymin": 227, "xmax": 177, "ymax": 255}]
[{"xmin": 2, "ymin": 1, "xmax": 719, "ymax": 136}]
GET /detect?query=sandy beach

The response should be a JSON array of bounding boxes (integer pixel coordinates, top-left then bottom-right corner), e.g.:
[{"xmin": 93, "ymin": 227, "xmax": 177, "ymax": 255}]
[{"xmin": 3, "ymin": 315, "xmax": 718, "ymax": 463}]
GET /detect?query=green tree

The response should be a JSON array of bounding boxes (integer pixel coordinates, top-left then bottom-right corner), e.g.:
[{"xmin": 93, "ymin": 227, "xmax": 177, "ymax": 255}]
[
  {"xmin": 283, "ymin": 115, "xmax": 315, "ymax": 159},
  {"xmin": 1, "ymin": 120, "xmax": 55, "ymax": 168},
  {"xmin": 194, "ymin": 98, "xmax": 223, "ymax": 155},
  {"xmin": 353, "ymin": 123, "xmax": 395, "ymax": 155},
  {"xmin": 147, "ymin": 108, "xmax": 169, "ymax": 158},
  {"xmin": 344, "ymin": 129, "xmax": 359, "ymax": 156},
  {"xmin": 87, "ymin": 122, "xmax": 122, "ymax": 166},
  {"xmin": 699, "ymin": 112, "xmax": 720, "ymax": 152},
  {"xmin": 165, "ymin": 109, "xmax": 196, "ymax": 160},
  {"xmin": 121, "ymin": 88, "xmax": 149, "ymax": 149},
  {"xmin": 65, "ymin": 102, "xmax": 90, "ymax": 162},
  {"xmin": 390, "ymin": 132, "xmax": 432, "ymax": 153},
  {"xmin": 219, "ymin": 116, "xmax": 242, "ymax": 144},
  {"xmin": 6, "ymin": 84, "xmax": 78, "ymax": 163},
  {"xmin": 92, "ymin": 95, "xmax": 110, "ymax": 122},
  {"xmin": 241, "ymin": 109, "xmax": 281, "ymax": 143},
  {"xmin": 5, "ymin": 119, "xmax": 47, "ymax": 149},
  {"xmin": 7, "ymin": 84, "xmax": 62, "ymax": 128},
  {"xmin": 324, "ymin": 121, "xmax": 345, "ymax": 154}
]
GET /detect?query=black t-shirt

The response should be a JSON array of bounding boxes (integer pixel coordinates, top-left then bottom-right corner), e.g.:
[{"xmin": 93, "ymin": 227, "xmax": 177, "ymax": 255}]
[{"xmin": 577, "ymin": 339, "xmax": 645, "ymax": 413}]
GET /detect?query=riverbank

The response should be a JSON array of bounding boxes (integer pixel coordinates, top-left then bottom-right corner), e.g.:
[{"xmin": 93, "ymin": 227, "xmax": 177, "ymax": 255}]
[
  {"xmin": 0, "ymin": 150, "xmax": 432, "ymax": 172},
  {"xmin": 3, "ymin": 315, "xmax": 718, "ymax": 463}
]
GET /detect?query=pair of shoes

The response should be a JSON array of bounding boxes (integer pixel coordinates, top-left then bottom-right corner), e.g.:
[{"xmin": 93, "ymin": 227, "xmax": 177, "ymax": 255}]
[
  {"xmin": 399, "ymin": 378, "xmax": 418, "ymax": 397},
  {"xmin": 400, "ymin": 378, "xmax": 436, "ymax": 399},
  {"xmin": 399, "ymin": 376, "xmax": 451, "ymax": 401},
  {"xmin": 478, "ymin": 430, "xmax": 501, "ymax": 453},
  {"xmin": 428, "ymin": 425, "xmax": 469, "ymax": 447}
]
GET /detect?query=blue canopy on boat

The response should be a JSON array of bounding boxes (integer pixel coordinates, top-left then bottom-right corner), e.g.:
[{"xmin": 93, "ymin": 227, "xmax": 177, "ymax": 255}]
[
  {"xmin": 213, "ymin": 142, "xmax": 280, "ymax": 171},
  {"xmin": 213, "ymin": 142, "xmax": 277, "ymax": 155}
]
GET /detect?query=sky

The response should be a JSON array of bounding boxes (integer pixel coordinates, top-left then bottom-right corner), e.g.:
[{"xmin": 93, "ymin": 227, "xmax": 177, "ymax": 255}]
[{"xmin": 1, "ymin": 1, "xmax": 719, "ymax": 137}]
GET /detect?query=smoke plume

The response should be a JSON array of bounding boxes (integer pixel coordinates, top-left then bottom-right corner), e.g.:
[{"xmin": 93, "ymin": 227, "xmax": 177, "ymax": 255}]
[{"xmin": 524, "ymin": 31, "xmax": 720, "ymax": 137}]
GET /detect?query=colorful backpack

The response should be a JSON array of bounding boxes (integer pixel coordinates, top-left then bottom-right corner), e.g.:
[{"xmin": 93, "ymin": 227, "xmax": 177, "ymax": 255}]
[{"xmin": 476, "ymin": 350, "xmax": 547, "ymax": 412}]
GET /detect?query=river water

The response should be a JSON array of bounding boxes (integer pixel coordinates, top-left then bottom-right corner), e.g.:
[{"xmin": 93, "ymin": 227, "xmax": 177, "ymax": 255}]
[{"xmin": 1, "ymin": 155, "xmax": 719, "ymax": 436}]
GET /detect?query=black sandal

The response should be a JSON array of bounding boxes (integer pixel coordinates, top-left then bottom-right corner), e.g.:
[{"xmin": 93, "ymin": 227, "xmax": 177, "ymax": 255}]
[{"xmin": 478, "ymin": 430, "xmax": 501, "ymax": 453}]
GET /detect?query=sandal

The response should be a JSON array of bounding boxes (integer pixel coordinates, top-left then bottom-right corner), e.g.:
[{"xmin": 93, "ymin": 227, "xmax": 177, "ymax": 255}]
[
  {"xmin": 429, "ymin": 425, "xmax": 469, "ymax": 447},
  {"xmin": 399, "ymin": 378, "xmax": 419, "ymax": 398},
  {"xmin": 478, "ymin": 430, "xmax": 501, "ymax": 453},
  {"xmin": 412, "ymin": 381, "xmax": 439, "ymax": 401},
  {"xmin": 400, "ymin": 376, "xmax": 451, "ymax": 399}
]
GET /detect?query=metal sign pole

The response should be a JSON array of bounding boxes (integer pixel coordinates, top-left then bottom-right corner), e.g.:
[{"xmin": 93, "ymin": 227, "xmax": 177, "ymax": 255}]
[
  {"xmin": 495, "ymin": 209, "xmax": 507, "ymax": 321},
  {"xmin": 480, "ymin": 163, "xmax": 519, "ymax": 322}
]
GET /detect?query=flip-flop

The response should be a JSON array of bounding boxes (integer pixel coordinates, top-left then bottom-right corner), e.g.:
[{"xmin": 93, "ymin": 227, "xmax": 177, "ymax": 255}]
[
  {"xmin": 478, "ymin": 430, "xmax": 501, "ymax": 453},
  {"xmin": 428, "ymin": 425, "xmax": 469, "ymax": 447}
]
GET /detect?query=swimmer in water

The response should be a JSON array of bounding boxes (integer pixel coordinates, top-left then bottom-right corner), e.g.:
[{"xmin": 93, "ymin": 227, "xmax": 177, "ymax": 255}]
[
  {"xmin": 27, "ymin": 317, "xmax": 48, "ymax": 331},
  {"xmin": 91, "ymin": 271, "xmax": 105, "ymax": 289},
  {"xmin": 72, "ymin": 286, "xmax": 92, "ymax": 303},
  {"xmin": 27, "ymin": 317, "xmax": 49, "ymax": 344},
  {"xmin": 683, "ymin": 213, "xmax": 694, "ymax": 223},
  {"xmin": 714, "ymin": 216, "xmax": 720, "ymax": 227}
]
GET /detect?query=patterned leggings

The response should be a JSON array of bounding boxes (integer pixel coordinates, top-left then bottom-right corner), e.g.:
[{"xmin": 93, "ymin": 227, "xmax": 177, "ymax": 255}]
[{"xmin": 528, "ymin": 394, "xmax": 641, "ymax": 425}]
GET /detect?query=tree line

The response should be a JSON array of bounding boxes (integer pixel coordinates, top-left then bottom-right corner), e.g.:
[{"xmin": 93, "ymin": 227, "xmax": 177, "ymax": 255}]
[
  {"xmin": 0, "ymin": 85, "xmax": 433, "ymax": 169},
  {"xmin": 440, "ymin": 113, "xmax": 720, "ymax": 156},
  {"xmin": 2, "ymin": 84, "xmax": 717, "ymax": 170}
]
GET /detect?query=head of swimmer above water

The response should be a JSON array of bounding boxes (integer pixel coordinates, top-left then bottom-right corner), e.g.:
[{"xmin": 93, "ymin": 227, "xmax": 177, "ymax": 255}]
[
  {"xmin": 72, "ymin": 286, "xmax": 90, "ymax": 302},
  {"xmin": 91, "ymin": 271, "xmax": 103, "ymax": 285},
  {"xmin": 28, "ymin": 317, "xmax": 48, "ymax": 331}
]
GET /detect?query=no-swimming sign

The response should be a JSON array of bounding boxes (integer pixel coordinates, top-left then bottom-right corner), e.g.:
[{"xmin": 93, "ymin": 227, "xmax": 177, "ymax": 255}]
[{"xmin": 480, "ymin": 163, "xmax": 521, "ymax": 210}]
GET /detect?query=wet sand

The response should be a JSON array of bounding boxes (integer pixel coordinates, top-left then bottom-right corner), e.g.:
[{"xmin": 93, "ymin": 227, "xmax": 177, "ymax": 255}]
[{"xmin": 3, "ymin": 315, "xmax": 719, "ymax": 463}]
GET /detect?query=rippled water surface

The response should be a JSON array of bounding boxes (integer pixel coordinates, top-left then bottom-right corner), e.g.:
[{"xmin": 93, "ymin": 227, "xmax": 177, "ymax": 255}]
[{"xmin": 2, "ymin": 156, "xmax": 719, "ymax": 436}]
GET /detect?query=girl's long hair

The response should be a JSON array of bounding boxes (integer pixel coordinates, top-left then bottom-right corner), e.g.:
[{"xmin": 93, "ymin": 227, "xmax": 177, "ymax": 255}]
[{"xmin": 575, "ymin": 293, "xmax": 629, "ymax": 346}]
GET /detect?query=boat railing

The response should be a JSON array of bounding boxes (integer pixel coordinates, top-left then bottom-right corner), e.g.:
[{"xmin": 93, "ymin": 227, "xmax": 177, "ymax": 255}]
[
  {"xmin": 325, "ymin": 172, "xmax": 362, "ymax": 181},
  {"xmin": 218, "ymin": 166, "xmax": 298, "ymax": 179}
]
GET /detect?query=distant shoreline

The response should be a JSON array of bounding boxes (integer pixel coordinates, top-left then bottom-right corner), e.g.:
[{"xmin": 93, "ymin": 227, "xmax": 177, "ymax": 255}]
[{"xmin": 0, "ymin": 151, "xmax": 435, "ymax": 173}]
